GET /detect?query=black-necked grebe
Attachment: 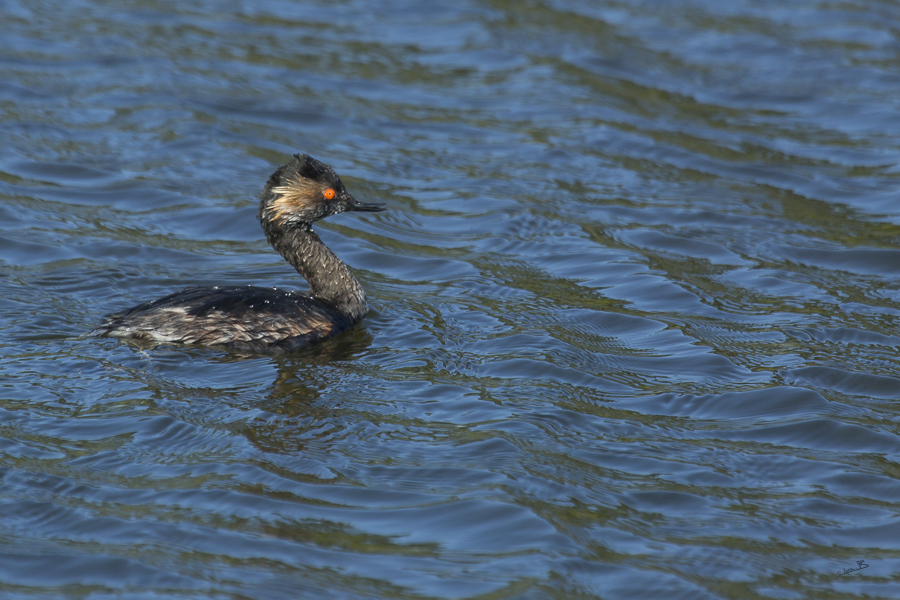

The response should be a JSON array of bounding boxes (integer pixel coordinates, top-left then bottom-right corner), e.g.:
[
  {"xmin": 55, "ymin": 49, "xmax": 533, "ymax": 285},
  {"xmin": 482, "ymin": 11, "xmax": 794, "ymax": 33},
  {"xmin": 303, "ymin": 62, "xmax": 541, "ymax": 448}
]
[{"xmin": 97, "ymin": 154, "xmax": 385, "ymax": 352}]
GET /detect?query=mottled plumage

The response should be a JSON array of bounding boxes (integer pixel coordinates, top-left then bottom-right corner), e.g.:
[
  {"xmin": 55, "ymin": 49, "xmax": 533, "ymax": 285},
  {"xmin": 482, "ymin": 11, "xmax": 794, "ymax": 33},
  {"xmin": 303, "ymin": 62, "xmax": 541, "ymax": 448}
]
[{"xmin": 96, "ymin": 154, "xmax": 385, "ymax": 352}]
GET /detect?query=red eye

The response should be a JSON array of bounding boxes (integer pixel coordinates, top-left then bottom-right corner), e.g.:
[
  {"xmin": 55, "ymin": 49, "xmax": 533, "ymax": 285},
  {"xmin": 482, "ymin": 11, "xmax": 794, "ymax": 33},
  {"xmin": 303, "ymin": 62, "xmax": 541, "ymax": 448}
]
[{"xmin": 323, "ymin": 188, "xmax": 336, "ymax": 200}]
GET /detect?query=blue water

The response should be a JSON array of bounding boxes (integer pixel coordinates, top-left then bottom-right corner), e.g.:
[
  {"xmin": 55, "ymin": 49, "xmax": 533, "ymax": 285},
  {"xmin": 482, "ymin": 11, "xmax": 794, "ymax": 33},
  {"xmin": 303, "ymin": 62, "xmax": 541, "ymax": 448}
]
[{"xmin": 2, "ymin": 1, "xmax": 900, "ymax": 598}]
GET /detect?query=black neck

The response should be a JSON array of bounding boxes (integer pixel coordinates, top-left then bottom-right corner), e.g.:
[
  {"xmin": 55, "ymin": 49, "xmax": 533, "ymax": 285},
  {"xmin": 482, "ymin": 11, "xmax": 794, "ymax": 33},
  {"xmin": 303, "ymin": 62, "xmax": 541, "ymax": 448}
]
[{"xmin": 265, "ymin": 224, "xmax": 368, "ymax": 322}]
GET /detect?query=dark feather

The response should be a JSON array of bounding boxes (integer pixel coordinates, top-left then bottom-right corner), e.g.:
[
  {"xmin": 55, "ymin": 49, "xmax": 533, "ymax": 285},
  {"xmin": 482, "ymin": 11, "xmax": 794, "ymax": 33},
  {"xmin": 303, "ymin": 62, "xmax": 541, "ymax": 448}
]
[{"xmin": 98, "ymin": 286, "xmax": 353, "ymax": 352}]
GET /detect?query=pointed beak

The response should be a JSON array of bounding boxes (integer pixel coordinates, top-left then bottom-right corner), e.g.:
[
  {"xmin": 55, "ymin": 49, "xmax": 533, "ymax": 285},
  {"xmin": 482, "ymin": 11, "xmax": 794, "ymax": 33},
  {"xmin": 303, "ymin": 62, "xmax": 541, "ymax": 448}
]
[{"xmin": 345, "ymin": 196, "xmax": 386, "ymax": 212}]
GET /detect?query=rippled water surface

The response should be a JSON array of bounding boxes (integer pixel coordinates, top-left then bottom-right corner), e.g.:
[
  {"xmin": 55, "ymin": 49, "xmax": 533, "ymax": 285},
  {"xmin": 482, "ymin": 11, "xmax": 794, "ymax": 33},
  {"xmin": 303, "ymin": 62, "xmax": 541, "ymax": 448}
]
[{"xmin": 3, "ymin": 1, "xmax": 900, "ymax": 598}]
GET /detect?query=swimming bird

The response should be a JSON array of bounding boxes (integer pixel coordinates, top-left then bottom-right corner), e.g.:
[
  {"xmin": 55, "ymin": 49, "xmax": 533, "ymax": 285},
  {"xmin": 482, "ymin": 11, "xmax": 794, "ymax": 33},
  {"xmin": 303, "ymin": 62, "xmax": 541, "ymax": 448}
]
[{"xmin": 97, "ymin": 154, "xmax": 384, "ymax": 352}]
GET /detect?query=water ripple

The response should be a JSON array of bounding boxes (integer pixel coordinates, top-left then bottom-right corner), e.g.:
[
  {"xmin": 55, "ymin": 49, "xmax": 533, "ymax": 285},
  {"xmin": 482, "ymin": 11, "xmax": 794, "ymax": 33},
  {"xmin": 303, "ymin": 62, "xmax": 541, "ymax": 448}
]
[{"xmin": 2, "ymin": 0, "xmax": 900, "ymax": 598}]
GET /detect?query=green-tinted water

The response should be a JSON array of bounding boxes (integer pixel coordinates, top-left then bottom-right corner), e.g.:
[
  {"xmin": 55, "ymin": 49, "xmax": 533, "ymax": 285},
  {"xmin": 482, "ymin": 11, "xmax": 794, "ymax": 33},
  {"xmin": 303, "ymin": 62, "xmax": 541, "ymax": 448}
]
[{"xmin": 2, "ymin": 1, "xmax": 899, "ymax": 598}]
